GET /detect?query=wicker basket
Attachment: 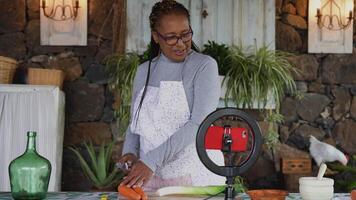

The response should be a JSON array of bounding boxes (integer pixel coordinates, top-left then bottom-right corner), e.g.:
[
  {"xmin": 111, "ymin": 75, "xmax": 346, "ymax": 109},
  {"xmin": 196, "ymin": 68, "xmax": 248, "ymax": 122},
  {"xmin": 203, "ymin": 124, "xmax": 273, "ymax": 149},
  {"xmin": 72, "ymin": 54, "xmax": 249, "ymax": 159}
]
[
  {"xmin": 0, "ymin": 56, "xmax": 18, "ymax": 84},
  {"xmin": 27, "ymin": 68, "xmax": 65, "ymax": 89}
]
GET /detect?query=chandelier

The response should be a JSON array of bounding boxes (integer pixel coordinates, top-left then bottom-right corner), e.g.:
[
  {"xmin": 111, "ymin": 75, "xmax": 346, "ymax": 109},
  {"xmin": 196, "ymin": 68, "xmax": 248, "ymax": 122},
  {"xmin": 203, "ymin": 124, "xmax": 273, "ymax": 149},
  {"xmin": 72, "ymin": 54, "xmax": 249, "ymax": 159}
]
[
  {"xmin": 316, "ymin": 0, "xmax": 353, "ymax": 31},
  {"xmin": 41, "ymin": 0, "xmax": 80, "ymax": 21}
]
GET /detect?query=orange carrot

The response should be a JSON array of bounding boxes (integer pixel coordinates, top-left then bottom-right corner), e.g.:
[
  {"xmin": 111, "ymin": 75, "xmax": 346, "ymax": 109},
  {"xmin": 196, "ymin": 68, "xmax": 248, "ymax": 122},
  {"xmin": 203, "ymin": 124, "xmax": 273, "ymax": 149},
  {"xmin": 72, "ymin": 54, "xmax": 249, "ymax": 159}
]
[
  {"xmin": 118, "ymin": 185, "xmax": 141, "ymax": 200},
  {"xmin": 133, "ymin": 187, "xmax": 148, "ymax": 200}
]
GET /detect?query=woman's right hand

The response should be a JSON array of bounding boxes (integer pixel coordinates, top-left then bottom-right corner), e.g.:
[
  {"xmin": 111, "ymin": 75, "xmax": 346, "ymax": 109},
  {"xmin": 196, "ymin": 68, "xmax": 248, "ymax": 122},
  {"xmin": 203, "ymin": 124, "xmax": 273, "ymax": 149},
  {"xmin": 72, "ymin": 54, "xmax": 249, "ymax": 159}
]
[{"xmin": 118, "ymin": 153, "xmax": 138, "ymax": 172}]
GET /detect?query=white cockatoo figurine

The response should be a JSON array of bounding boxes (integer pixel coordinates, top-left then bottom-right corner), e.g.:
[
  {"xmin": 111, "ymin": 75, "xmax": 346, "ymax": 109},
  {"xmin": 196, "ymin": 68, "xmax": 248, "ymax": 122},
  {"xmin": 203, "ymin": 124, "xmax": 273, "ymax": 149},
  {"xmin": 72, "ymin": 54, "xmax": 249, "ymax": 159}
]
[{"xmin": 309, "ymin": 135, "xmax": 348, "ymax": 166}]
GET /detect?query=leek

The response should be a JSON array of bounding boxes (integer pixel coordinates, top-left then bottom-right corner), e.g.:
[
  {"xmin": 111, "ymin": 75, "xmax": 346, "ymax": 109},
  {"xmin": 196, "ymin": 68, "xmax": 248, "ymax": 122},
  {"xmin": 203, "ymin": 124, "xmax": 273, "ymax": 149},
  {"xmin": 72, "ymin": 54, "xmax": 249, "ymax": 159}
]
[
  {"xmin": 156, "ymin": 180, "xmax": 246, "ymax": 196},
  {"xmin": 157, "ymin": 185, "xmax": 225, "ymax": 196}
]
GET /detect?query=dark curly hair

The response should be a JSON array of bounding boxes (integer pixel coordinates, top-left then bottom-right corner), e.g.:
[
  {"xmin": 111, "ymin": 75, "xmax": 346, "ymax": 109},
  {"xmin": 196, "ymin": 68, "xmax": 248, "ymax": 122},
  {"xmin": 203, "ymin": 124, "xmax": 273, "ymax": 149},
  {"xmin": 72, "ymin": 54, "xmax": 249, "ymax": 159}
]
[
  {"xmin": 149, "ymin": 0, "xmax": 190, "ymax": 30},
  {"xmin": 148, "ymin": 0, "xmax": 198, "ymax": 58}
]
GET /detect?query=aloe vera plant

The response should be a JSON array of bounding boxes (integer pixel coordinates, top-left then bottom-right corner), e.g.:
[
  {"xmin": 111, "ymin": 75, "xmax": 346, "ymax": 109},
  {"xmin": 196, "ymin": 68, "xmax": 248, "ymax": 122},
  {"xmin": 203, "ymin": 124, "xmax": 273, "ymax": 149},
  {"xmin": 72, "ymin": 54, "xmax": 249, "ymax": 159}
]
[{"xmin": 69, "ymin": 142, "xmax": 123, "ymax": 189}]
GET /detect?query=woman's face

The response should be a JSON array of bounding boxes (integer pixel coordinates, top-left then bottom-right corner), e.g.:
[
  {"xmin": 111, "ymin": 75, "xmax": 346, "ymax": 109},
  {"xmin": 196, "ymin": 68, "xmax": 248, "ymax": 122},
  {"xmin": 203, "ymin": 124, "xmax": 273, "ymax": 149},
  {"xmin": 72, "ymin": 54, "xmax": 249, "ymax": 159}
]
[{"xmin": 152, "ymin": 14, "xmax": 192, "ymax": 62}]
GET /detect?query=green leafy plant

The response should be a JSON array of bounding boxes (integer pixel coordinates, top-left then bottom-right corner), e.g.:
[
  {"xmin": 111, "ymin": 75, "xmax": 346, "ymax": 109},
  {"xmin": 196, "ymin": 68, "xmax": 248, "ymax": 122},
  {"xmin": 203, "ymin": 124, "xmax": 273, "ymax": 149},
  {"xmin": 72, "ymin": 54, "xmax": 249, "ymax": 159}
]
[
  {"xmin": 223, "ymin": 45, "xmax": 297, "ymax": 109},
  {"xmin": 202, "ymin": 41, "xmax": 298, "ymax": 150},
  {"xmin": 265, "ymin": 111, "xmax": 284, "ymax": 150},
  {"xmin": 105, "ymin": 53, "xmax": 140, "ymax": 136},
  {"xmin": 328, "ymin": 155, "xmax": 356, "ymax": 192},
  {"xmin": 139, "ymin": 44, "xmax": 152, "ymax": 63},
  {"xmin": 223, "ymin": 45, "xmax": 297, "ymax": 150},
  {"xmin": 68, "ymin": 142, "xmax": 123, "ymax": 189},
  {"xmin": 202, "ymin": 41, "xmax": 231, "ymax": 75}
]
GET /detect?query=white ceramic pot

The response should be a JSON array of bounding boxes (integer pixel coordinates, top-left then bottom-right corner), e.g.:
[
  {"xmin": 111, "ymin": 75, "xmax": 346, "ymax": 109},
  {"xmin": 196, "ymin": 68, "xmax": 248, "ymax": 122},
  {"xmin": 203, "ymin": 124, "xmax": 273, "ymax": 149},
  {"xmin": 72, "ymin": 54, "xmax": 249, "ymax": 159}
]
[{"xmin": 299, "ymin": 177, "xmax": 334, "ymax": 200}]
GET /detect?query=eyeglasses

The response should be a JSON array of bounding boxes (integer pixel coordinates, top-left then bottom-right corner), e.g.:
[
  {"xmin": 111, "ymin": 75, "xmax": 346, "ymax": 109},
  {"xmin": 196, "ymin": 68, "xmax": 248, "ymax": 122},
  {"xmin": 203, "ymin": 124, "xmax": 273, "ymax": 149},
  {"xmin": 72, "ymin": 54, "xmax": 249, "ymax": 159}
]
[{"xmin": 155, "ymin": 30, "xmax": 193, "ymax": 46}]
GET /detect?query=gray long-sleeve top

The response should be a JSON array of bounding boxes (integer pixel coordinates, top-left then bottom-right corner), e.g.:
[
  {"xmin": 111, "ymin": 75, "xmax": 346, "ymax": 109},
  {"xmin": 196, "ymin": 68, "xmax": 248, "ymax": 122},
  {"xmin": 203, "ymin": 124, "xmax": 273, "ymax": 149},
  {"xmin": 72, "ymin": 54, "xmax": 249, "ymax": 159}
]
[{"xmin": 122, "ymin": 50, "xmax": 221, "ymax": 172}]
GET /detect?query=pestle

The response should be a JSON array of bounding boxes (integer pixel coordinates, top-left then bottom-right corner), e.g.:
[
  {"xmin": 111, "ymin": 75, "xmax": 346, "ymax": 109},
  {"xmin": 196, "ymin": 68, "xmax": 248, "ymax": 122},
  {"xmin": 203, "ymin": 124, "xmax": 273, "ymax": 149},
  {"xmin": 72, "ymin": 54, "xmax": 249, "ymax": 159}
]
[{"xmin": 317, "ymin": 163, "xmax": 327, "ymax": 180}]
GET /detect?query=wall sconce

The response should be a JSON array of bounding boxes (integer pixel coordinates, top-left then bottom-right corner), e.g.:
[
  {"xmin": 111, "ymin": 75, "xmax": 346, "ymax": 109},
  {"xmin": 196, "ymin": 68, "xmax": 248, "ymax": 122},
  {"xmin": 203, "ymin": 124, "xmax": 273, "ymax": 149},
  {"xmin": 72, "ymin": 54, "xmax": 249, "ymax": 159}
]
[
  {"xmin": 40, "ymin": 0, "xmax": 87, "ymax": 46},
  {"xmin": 308, "ymin": 0, "xmax": 353, "ymax": 53},
  {"xmin": 41, "ymin": 0, "xmax": 80, "ymax": 21},
  {"xmin": 316, "ymin": 0, "xmax": 353, "ymax": 30}
]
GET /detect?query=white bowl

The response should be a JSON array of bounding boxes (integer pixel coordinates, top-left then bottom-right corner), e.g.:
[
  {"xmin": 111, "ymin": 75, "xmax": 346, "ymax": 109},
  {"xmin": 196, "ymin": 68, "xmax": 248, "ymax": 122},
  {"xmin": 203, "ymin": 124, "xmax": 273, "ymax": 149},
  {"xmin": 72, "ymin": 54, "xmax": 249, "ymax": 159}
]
[{"xmin": 299, "ymin": 177, "xmax": 334, "ymax": 200}]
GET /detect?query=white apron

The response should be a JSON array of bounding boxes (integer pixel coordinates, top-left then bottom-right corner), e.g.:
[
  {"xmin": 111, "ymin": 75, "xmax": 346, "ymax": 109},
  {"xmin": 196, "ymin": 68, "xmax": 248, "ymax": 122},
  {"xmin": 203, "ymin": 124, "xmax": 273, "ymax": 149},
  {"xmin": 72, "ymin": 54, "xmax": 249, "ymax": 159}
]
[{"xmin": 130, "ymin": 80, "xmax": 225, "ymax": 188}]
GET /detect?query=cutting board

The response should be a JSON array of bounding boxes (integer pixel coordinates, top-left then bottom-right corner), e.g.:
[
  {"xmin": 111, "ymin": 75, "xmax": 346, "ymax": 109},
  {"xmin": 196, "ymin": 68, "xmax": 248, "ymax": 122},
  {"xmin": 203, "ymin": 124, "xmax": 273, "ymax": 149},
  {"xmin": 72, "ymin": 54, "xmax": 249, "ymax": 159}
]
[{"xmin": 118, "ymin": 192, "xmax": 227, "ymax": 200}]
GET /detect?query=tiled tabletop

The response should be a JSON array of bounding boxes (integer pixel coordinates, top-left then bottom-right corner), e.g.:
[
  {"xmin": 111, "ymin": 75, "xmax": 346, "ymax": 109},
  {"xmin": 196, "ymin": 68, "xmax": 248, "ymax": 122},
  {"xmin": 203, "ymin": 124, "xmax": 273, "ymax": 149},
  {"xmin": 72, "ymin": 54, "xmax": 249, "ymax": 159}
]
[{"xmin": 0, "ymin": 192, "xmax": 351, "ymax": 200}]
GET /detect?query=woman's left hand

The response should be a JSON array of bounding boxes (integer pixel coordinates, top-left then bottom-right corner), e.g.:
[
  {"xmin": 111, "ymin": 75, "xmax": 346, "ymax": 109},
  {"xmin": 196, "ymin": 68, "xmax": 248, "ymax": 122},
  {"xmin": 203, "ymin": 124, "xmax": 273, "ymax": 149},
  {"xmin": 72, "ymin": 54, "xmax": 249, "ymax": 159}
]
[{"xmin": 120, "ymin": 160, "xmax": 153, "ymax": 187}]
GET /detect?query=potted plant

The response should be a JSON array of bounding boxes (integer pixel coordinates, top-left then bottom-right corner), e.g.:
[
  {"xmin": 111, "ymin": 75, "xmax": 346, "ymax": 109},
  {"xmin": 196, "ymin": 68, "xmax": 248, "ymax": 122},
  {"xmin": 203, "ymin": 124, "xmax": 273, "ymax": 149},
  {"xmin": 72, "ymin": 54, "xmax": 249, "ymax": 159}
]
[
  {"xmin": 225, "ymin": 45, "xmax": 296, "ymax": 109},
  {"xmin": 105, "ymin": 53, "xmax": 141, "ymax": 137},
  {"xmin": 202, "ymin": 41, "xmax": 297, "ymax": 109},
  {"xmin": 329, "ymin": 154, "xmax": 356, "ymax": 191},
  {"xmin": 202, "ymin": 41, "xmax": 230, "ymax": 76},
  {"xmin": 202, "ymin": 41, "xmax": 298, "ymax": 150},
  {"xmin": 68, "ymin": 142, "xmax": 124, "ymax": 190},
  {"xmin": 227, "ymin": 45, "xmax": 298, "ymax": 150}
]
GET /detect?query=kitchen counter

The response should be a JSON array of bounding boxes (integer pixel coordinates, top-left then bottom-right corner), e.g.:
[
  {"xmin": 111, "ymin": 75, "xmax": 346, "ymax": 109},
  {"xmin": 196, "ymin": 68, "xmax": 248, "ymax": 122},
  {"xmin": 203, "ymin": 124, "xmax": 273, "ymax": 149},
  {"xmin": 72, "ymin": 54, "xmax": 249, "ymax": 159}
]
[{"xmin": 0, "ymin": 192, "xmax": 351, "ymax": 200}]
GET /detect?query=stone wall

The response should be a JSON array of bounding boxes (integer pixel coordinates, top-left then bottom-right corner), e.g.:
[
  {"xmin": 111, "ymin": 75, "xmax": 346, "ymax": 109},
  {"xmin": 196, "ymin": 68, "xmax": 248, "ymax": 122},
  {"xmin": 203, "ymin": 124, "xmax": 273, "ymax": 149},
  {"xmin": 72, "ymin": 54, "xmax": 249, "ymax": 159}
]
[
  {"xmin": 1, "ymin": 0, "xmax": 356, "ymax": 192},
  {"xmin": 0, "ymin": 0, "xmax": 121, "ymax": 191},
  {"xmin": 277, "ymin": 0, "xmax": 356, "ymax": 157},
  {"xmin": 273, "ymin": 0, "xmax": 356, "ymax": 192}
]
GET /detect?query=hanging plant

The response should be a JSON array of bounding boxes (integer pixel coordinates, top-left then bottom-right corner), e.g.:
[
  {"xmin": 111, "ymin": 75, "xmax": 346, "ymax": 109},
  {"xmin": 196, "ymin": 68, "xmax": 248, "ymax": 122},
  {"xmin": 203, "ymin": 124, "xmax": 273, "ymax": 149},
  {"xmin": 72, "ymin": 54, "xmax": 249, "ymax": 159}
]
[
  {"xmin": 105, "ymin": 53, "xmax": 140, "ymax": 136},
  {"xmin": 223, "ymin": 45, "xmax": 297, "ymax": 109},
  {"xmin": 202, "ymin": 40, "xmax": 231, "ymax": 76},
  {"xmin": 202, "ymin": 41, "xmax": 299, "ymax": 150}
]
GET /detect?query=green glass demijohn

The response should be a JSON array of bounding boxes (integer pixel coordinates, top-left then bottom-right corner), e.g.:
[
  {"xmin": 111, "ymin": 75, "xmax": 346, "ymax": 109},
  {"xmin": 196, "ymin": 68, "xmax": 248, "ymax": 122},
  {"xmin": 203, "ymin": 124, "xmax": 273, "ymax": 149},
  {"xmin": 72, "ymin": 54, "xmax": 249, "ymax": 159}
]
[{"xmin": 8, "ymin": 131, "xmax": 52, "ymax": 200}]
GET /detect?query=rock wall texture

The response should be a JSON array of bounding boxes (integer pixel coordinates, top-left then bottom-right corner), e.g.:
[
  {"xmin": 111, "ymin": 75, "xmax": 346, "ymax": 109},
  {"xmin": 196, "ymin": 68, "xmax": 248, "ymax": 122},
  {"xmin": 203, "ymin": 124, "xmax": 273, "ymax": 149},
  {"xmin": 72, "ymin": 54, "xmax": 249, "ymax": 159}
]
[
  {"xmin": 274, "ymin": 0, "xmax": 356, "ymax": 192},
  {"xmin": 0, "ymin": 0, "xmax": 122, "ymax": 191},
  {"xmin": 1, "ymin": 0, "xmax": 355, "ymax": 192}
]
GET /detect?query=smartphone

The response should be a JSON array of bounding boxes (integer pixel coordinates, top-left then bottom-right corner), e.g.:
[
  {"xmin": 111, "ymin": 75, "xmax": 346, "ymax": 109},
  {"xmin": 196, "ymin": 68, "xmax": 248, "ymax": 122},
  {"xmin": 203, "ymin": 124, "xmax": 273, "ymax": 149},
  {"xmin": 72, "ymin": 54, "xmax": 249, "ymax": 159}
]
[{"xmin": 204, "ymin": 126, "xmax": 248, "ymax": 152}]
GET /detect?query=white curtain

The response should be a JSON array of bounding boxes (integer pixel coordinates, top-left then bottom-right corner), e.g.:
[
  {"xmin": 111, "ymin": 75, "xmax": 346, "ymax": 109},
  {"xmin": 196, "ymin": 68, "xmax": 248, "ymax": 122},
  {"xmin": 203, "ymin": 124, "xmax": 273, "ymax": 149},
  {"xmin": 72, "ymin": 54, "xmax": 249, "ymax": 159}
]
[{"xmin": 0, "ymin": 84, "xmax": 65, "ymax": 192}]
